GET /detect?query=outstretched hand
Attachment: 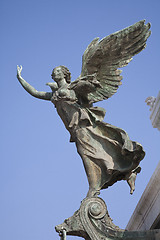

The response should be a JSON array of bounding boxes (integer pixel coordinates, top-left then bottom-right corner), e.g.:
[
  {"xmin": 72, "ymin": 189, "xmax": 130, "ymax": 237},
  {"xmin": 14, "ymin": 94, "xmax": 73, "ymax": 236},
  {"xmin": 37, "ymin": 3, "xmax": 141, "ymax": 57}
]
[{"xmin": 17, "ymin": 65, "xmax": 22, "ymax": 78}]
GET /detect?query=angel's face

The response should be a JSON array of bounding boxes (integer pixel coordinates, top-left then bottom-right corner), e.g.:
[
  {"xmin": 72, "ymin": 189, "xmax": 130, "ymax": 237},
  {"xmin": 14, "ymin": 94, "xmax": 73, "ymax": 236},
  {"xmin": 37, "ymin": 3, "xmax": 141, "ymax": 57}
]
[{"xmin": 52, "ymin": 67, "xmax": 65, "ymax": 82}]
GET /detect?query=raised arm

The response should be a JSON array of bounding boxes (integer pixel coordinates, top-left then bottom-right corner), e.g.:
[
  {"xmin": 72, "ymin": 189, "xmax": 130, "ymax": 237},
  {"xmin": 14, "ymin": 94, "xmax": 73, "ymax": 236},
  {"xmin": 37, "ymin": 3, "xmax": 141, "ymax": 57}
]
[{"xmin": 17, "ymin": 65, "xmax": 52, "ymax": 101}]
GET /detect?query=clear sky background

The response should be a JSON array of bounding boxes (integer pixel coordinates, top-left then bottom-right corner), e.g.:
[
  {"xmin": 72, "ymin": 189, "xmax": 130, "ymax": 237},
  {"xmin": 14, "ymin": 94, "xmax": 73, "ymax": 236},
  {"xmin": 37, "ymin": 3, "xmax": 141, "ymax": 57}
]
[{"xmin": 1, "ymin": 0, "xmax": 160, "ymax": 240}]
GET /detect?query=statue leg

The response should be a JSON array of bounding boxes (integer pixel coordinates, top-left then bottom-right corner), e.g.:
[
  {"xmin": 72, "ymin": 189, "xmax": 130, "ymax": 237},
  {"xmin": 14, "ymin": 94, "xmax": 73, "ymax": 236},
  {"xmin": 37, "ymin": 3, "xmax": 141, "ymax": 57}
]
[
  {"xmin": 83, "ymin": 159, "xmax": 101, "ymax": 198},
  {"xmin": 84, "ymin": 157, "xmax": 101, "ymax": 198},
  {"xmin": 76, "ymin": 142, "xmax": 101, "ymax": 197}
]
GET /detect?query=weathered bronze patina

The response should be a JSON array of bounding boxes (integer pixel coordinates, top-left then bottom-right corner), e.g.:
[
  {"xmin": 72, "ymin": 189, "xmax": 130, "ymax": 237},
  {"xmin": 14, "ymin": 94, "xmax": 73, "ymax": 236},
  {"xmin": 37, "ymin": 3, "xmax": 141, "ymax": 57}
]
[
  {"xmin": 55, "ymin": 197, "xmax": 160, "ymax": 240},
  {"xmin": 17, "ymin": 20, "xmax": 159, "ymax": 239}
]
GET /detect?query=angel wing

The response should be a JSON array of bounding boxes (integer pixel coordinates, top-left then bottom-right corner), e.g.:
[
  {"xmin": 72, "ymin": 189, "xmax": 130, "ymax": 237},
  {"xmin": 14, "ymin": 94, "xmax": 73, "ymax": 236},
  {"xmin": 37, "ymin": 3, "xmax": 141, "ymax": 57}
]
[{"xmin": 72, "ymin": 20, "xmax": 151, "ymax": 104}]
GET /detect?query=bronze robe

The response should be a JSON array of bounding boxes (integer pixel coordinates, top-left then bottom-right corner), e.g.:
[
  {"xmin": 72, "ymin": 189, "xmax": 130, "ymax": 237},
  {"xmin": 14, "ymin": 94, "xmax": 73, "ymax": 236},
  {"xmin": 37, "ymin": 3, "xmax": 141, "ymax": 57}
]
[{"xmin": 52, "ymin": 92, "xmax": 145, "ymax": 192}]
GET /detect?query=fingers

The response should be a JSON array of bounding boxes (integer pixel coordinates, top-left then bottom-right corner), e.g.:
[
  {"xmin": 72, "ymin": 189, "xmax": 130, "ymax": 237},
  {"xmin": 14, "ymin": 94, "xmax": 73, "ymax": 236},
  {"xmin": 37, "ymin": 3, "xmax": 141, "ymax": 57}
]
[
  {"xmin": 17, "ymin": 65, "xmax": 23, "ymax": 73},
  {"xmin": 17, "ymin": 65, "xmax": 23, "ymax": 79}
]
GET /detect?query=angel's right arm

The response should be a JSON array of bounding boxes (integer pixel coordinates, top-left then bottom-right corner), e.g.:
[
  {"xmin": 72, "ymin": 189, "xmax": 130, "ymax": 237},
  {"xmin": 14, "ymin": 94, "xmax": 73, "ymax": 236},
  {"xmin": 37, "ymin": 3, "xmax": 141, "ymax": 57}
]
[{"xmin": 17, "ymin": 66, "xmax": 52, "ymax": 101}]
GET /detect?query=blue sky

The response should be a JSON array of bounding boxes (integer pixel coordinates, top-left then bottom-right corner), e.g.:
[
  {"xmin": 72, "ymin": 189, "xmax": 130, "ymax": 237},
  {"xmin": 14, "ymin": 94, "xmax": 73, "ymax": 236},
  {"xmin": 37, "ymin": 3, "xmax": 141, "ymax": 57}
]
[{"xmin": 1, "ymin": 0, "xmax": 160, "ymax": 240}]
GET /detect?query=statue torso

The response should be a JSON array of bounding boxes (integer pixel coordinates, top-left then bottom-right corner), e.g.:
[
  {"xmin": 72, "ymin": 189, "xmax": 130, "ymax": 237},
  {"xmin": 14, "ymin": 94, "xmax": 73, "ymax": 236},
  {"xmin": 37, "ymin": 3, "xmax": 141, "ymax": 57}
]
[{"xmin": 51, "ymin": 85, "xmax": 77, "ymax": 105}]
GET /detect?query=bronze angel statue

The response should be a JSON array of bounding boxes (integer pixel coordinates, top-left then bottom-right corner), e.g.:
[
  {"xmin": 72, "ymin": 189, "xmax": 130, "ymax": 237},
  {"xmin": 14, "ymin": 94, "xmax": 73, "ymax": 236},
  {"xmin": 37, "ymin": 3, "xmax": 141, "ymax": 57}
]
[{"xmin": 17, "ymin": 20, "xmax": 150, "ymax": 198}]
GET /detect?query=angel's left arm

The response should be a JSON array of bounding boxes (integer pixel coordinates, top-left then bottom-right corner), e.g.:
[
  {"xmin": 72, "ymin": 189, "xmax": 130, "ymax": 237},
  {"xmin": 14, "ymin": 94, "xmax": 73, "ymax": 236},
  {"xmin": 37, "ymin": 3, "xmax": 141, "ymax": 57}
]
[{"xmin": 70, "ymin": 74, "xmax": 101, "ymax": 95}]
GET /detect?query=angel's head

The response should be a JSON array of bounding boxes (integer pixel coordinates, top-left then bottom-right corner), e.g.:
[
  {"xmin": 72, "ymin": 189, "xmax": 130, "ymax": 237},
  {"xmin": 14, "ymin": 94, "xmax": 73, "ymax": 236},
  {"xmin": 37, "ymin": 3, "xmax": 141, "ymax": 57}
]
[{"xmin": 51, "ymin": 66, "xmax": 71, "ymax": 84}]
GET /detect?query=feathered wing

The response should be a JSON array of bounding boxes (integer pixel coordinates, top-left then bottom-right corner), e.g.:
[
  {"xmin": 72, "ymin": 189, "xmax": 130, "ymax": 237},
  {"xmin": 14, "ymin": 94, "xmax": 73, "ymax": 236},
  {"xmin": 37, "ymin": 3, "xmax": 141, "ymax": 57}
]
[{"xmin": 76, "ymin": 20, "xmax": 151, "ymax": 103}]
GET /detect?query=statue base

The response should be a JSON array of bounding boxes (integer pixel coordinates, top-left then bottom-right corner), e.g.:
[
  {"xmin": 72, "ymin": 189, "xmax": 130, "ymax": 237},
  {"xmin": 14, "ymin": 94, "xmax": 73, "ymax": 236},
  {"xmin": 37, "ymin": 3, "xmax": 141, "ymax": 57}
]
[{"xmin": 55, "ymin": 197, "xmax": 160, "ymax": 240}]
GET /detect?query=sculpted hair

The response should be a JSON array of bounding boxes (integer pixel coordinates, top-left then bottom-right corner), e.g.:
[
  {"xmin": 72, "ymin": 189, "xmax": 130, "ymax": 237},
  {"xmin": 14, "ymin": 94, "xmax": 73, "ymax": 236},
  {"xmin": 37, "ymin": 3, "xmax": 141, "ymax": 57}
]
[
  {"xmin": 60, "ymin": 65, "xmax": 71, "ymax": 83},
  {"xmin": 53, "ymin": 65, "xmax": 71, "ymax": 83}
]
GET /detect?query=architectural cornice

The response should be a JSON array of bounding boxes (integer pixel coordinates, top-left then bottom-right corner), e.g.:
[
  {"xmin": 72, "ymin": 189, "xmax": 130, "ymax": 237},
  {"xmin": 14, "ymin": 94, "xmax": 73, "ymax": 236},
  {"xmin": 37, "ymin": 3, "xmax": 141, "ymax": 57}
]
[
  {"xmin": 146, "ymin": 91, "xmax": 160, "ymax": 131},
  {"xmin": 126, "ymin": 161, "xmax": 160, "ymax": 230}
]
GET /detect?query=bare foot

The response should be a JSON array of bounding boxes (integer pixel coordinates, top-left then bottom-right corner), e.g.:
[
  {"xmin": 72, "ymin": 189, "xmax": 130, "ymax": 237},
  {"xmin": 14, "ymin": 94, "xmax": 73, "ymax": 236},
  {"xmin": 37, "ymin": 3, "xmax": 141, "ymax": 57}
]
[
  {"xmin": 86, "ymin": 189, "xmax": 100, "ymax": 198},
  {"xmin": 127, "ymin": 172, "xmax": 137, "ymax": 194}
]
